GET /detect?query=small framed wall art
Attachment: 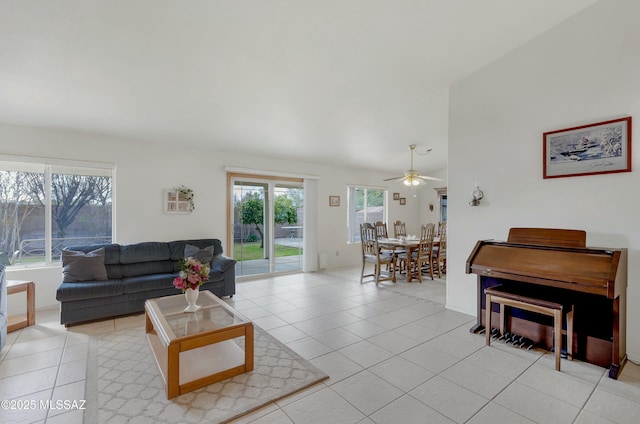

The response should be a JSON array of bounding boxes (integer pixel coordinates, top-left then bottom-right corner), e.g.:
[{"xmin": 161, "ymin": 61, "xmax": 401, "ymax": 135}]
[
  {"xmin": 329, "ymin": 195, "xmax": 340, "ymax": 207},
  {"xmin": 543, "ymin": 117, "xmax": 632, "ymax": 179},
  {"xmin": 164, "ymin": 186, "xmax": 194, "ymax": 214},
  {"xmin": 393, "ymin": 192, "xmax": 400, "ymax": 200},
  {"xmin": 399, "ymin": 198, "xmax": 406, "ymax": 205}
]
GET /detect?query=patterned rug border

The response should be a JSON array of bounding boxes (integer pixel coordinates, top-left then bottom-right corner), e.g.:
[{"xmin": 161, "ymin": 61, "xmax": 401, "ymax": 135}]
[{"xmin": 85, "ymin": 323, "xmax": 329, "ymax": 423}]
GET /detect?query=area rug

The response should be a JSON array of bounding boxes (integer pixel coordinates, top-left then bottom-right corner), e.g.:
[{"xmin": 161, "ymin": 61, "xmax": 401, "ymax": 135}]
[{"xmin": 84, "ymin": 325, "xmax": 329, "ymax": 423}]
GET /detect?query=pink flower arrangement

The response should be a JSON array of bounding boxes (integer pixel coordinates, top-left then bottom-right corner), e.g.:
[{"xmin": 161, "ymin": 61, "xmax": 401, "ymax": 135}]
[{"xmin": 173, "ymin": 257, "xmax": 211, "ymax": 292}]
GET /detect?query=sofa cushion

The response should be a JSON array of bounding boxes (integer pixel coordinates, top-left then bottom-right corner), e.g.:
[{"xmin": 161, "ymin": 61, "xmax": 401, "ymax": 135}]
[
  {"xmin": 65, "ymin": 243, "xmax": 120, "ymax": 264},
  {"xmin": 184, "ymin": 244, "xmax": 215, "ymax": 264},
  {"xmin": 169, "ymin": 239, "xmax": 223, "ymax": 261},
  {"xmin": 122, "ymin": 273, "xmax": 177, "ymax": 294},
  {"xmin": 120, "ymin": 242, "xmax": 170, "ymax": 264},
  {"xmin": 120, "ymin": 261, "xmax": 175, "ymax": 278},
  {"xmin": 56, "ymin": 280, "xmax": 124, "ymax": 301},
  {"xmin": 62, "ymin": 248, "xmax": 108, "ymax": 283},
  {"xmin": 64, "ymin": 243, "xmax": 122, "ymax": 279}
]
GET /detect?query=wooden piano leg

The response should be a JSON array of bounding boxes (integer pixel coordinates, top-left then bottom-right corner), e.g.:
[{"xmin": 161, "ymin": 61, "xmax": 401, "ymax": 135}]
[
  {"xmin": 609, "ymin": 296, "xmax": 625, "ymax": 379},
  {"xmin": 470, "ymin": 277, "xmax": 485, "ymax": 334}
]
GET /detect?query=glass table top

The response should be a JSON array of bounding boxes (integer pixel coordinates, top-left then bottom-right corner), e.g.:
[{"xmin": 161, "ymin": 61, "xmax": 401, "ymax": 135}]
[{"xmin": 146, "ymin": 290, "xmax": 250, "ymax": 342}]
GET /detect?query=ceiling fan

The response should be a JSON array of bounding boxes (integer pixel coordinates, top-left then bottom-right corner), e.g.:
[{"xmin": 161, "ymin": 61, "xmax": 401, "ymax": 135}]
[{"xmin": 384, "ymin": 144, "xmax": 442, "ymax": 186}]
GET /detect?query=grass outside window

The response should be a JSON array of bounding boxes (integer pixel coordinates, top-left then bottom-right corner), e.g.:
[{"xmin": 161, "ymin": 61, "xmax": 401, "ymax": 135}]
[{"xmin": 233, "ymin": 242, "xmax": 302, "ymax": 261}]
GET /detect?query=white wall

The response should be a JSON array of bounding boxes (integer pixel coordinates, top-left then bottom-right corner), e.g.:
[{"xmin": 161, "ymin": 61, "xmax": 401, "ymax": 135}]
[
  {"xmin": 447, "ymin": 0, "xmax": 640, "ymax": 361},
  {"xmin": 1, "ymin": 122, "xmax": 425, "ymax": 313}
]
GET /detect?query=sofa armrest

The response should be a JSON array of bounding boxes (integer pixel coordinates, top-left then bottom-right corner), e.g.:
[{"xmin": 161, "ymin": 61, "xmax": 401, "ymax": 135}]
[{"xmin": 210, "ymin": 255, "xmax": 236, "ymax": 273}]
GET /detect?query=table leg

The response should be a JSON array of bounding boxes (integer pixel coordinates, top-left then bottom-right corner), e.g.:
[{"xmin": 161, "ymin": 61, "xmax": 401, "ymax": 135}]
[
  {"xmin": 167, "ymin": 343, "xmax": 180, "ymax": 399},
  {"xmin": 26, "ymin": 283, "xmax": 35, "ymax": 326},
  {"xmin": 246, "ymin": 323, "xmax": 254, "ymax": 372}
]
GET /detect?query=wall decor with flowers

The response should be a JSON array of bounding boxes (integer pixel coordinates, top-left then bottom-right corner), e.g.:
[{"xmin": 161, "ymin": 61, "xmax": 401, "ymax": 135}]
[{"xmin": 164, "ymin": 185, "xmax": 195, "ymax": 214}]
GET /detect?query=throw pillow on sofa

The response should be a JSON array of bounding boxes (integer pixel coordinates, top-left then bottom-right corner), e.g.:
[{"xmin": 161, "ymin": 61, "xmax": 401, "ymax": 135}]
[
  {"xmin": 62, "ymin": 248, "xmax": 108, "ymax": 282},
  {"xmin": 184, "ymin": 244, "xmax": 214, "ymax": 265}
]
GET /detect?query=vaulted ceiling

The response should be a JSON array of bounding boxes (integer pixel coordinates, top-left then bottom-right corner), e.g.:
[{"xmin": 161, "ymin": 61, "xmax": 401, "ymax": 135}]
[{"xmin": 0, "ymin": 0, "xmax": 598, "ymax": 176}]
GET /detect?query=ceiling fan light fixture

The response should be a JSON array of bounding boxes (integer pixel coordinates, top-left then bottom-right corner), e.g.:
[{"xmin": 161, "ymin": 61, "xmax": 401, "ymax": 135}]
[{"xmin": 383, "ymin": 144, "xmax": 442, "ymax": 186}]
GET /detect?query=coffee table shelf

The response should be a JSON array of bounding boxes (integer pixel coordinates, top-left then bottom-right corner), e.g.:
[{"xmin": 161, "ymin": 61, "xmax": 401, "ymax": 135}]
[{"xmin": 145, "ymin": 290, "xmax": 254, "ymax": 399}]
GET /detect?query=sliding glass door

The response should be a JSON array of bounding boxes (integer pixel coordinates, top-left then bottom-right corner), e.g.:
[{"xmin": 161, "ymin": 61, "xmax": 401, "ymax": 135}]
[{"xmin": 230, "ymin": 174, "xmax": 303, "ymax": 277}]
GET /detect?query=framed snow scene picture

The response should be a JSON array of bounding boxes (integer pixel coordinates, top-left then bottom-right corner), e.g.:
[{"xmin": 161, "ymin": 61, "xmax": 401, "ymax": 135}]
[{"xmin": 543, "ymin": 117, "xmax": 631, "ymax": 179}]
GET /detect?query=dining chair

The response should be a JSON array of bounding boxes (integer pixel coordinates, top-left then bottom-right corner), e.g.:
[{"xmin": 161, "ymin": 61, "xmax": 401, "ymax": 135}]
[
  {"xmin": 398, "ymin": 223, "xmax": 436, "ymax": 282},
  {"xmin": 434, "ymin": 222, "xmax": 446, "ymax": 276},
  {"xmin": 374, "ymin": 220, "xmax": 396, "ymax": 265},
  {"xmin": 360, "ymin": 223, "xmax": 396, "ymax": 285},
  {"xmin": 393, "ymin": 221, "xmax": 406, "ymax": 238},
  {"xmin": 437, "ymin": 221, "xmax": 447, "ymax": 238},
  {"xmin": 374, "ymin": 221, "xmax": 388, "ymax": 239},
  {"xmin": 391, "ymin": 220, "xmax": 408, "ymax": 273}
]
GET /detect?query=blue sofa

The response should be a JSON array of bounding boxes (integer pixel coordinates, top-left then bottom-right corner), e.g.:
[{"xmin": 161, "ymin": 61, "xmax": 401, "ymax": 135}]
[
  {"xmin": 56, "ymin": 239, "xmax": 236, "ymax": 326},
  {"xmin": 0, "ymin": 264, "xmax": 7, "ymax": 351}
]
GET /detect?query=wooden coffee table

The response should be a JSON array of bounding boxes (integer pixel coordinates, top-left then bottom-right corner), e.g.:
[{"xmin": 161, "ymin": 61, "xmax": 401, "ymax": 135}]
[{"xmin": 145, "ymin": 290, "xmax": 254, "ymax": 399}]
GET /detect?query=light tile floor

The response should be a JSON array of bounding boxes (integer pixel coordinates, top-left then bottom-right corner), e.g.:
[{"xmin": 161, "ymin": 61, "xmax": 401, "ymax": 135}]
[{"xmin": 1, "ymin": 267, "xmax": 640, "ymax": 423}]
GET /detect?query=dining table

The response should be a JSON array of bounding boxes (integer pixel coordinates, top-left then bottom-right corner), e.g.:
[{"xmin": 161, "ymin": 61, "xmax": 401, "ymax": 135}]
[{"xmin": 377, "ymin": 236, "xmax": 440, "ymax": 282}]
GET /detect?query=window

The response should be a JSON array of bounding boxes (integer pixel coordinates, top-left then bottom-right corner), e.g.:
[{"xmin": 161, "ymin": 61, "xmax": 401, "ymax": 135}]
[
  {"xmin": 434, "ymin": 187, "xmax": 447, "ymax": 222},
  {"xmin": 230, "ymin": 173, "xmax": 304, "ymax": 277},
  {"xmin": 347, "ymin": 186, "xmax": 387, "ymax": 243},
  {"xmin": 0, "ymin": 158, "xmax": 113, "ymax": 266}
]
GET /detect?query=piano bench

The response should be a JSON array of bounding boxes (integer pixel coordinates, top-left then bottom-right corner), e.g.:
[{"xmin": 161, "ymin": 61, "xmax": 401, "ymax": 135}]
[{"xmin": 485, "ymin": 285, "xmax": 574, "ymax": 371}]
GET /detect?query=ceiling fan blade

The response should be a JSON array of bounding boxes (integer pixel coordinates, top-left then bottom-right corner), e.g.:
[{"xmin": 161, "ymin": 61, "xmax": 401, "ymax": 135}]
[
  {"xmin": 384, "ymin": 145, "xmax": 439, "ymax": 184},
  {"xmin": 417, "ymin": 175, "xmax": 444, "ymax": 181}
]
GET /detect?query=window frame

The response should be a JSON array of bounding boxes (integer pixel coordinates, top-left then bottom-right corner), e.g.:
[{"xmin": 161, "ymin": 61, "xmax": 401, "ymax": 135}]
[
  {"xmin": 347, "ymin": 185, "xmax": 388, "ymax": 243},
  {"xmin": 0, "ymin": 155, "xmax": 115, "ymax": 268}
]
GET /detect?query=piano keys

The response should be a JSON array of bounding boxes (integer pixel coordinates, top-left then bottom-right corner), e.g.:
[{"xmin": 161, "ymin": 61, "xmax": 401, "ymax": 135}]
[{"xmin": 466, "ymin": 228, "xmax": 626, "ymax": 379}]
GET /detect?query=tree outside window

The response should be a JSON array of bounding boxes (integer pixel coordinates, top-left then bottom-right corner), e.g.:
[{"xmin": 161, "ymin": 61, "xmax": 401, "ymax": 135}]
[
  {"xmin": 237, "ymin": 191, "xmax": 298, "ymax": 249},
  {"xmin": 0, "ymin": 160, "xmax": 113, "ymax": 266}
]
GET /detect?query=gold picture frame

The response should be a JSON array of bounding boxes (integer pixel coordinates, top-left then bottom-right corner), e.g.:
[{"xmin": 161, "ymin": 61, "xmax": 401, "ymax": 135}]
[{"xmin": 329, "ymin": 195, "xmax": 340, "ymax": 207}]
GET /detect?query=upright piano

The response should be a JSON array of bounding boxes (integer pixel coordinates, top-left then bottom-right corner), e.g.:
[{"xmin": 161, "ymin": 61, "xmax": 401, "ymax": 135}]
[{"xmin": 466, "ymin": 228, "xmax": 627, "ymax": 378}]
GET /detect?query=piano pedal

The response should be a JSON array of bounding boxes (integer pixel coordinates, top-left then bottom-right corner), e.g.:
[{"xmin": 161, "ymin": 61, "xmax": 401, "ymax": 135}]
[
  {"xmin": 518, "ymin": 337, "xmax": 533, "ymax": 349},
  {"xmin": 519, "ymin": 338, "xmax": 535, "ymax": 349},
  {"xmin": 490, "ymin": 328, "xmax": 500, "ymax": 339}
]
